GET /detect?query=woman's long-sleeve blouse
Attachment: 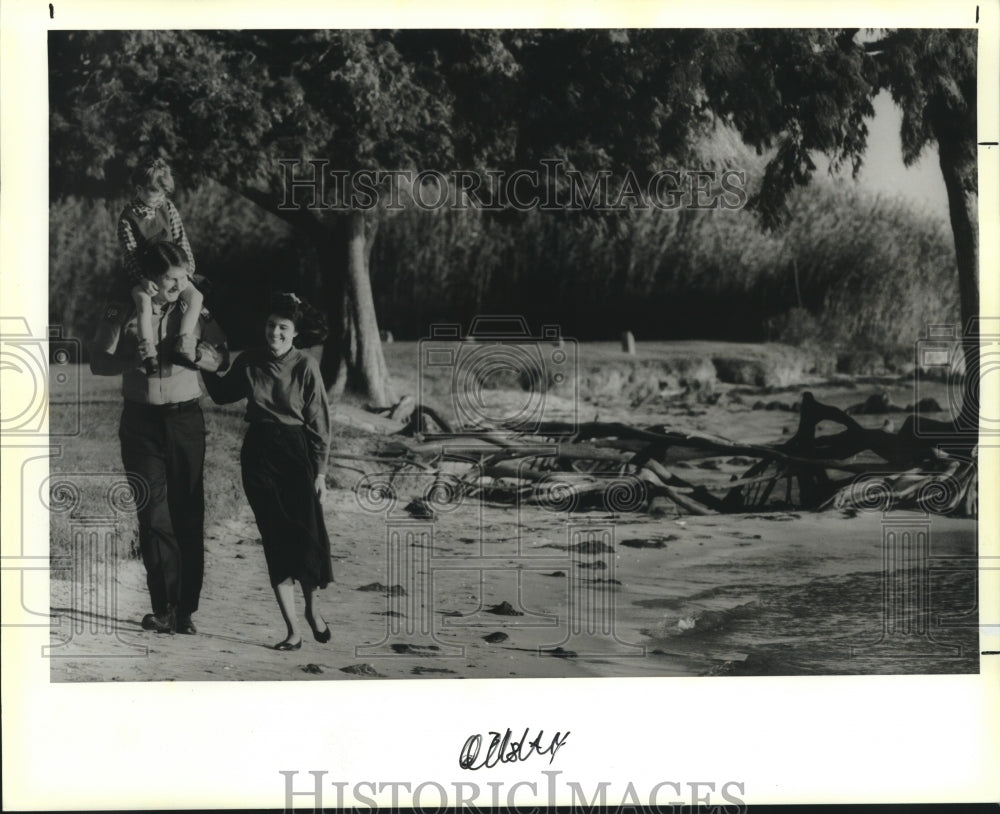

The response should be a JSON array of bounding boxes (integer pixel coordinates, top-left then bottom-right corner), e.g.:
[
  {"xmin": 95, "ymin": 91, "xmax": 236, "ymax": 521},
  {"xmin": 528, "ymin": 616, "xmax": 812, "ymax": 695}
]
[{"xmin": 204, "ymin": 347, "xmax": 331, "ymax": 472}]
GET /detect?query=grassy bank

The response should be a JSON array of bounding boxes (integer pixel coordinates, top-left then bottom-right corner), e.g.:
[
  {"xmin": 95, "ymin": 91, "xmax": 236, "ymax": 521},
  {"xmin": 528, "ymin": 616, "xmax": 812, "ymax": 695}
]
[{"xmin": 49, "ymin": 333, "xmax": 944, "ymax": 568}]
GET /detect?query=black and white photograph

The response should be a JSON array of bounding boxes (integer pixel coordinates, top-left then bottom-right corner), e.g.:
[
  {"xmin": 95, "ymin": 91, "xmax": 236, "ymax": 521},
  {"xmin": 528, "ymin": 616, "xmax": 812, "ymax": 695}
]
[
  {"xmin": 43, "ymin": 24, "xmax": 984, "ymax": 680},
  {"xmin": 2, "ymin": 0, "xmax": 998, "ymax": 809}
]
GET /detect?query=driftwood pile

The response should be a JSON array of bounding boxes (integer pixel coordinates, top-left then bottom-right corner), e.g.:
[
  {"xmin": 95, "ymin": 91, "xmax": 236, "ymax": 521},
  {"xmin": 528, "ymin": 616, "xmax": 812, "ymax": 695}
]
[{"xmin": 333, "ymin": 392, "xmax": 977, "ymax": 518}]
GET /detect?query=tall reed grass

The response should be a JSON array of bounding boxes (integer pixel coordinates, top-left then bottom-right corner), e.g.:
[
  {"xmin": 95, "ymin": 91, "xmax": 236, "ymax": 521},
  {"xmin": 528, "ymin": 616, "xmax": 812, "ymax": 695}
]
[
  {"xmin": 50, "ymin": 175, "xmax": 958, "ymax": 360},
  {"xmin": 49, "ymin": 181, "xmax": 303, "ymax": 348},
  {"xmin": 370, "ymin": 177, "xmax": 958, "ymax": 356}
]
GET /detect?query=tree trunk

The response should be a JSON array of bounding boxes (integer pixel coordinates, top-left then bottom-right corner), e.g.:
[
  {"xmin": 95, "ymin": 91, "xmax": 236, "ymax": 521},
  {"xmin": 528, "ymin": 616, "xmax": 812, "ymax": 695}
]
[
  {"xmin": 237, "ymin": 184, "xmax": 394, "ymax": 406},
  {"xmin": 936, "ymin": 126, "xmax": 979, "ymax": 430},
  {"xmin": 328, "ymin": 210, "xmax": 395, "ymax": 407},
  {"xmin": 318, "ymin": 217, "xmax": 349, "ymax": 393},
  {"xmin": 937, "ymin": 132, "xmax": 979, "ymax": 338}
]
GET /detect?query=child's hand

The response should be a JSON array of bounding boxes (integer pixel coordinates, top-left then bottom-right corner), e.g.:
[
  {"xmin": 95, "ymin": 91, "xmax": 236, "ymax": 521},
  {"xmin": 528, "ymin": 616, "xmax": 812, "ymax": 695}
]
[
  {"xmin": 132, "ymin": 280, "xmax": 158, "ymax": 298},
  {"xmin": 137, "ymin": 338, "xmax": 156, "ymax": 361}
]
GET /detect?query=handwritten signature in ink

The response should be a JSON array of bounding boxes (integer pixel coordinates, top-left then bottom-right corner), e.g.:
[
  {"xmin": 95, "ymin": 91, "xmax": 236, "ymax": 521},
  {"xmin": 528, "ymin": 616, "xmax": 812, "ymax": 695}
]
[{"xmin": 459, "ymin": 728, "xmax": 570, "ymax": 770}]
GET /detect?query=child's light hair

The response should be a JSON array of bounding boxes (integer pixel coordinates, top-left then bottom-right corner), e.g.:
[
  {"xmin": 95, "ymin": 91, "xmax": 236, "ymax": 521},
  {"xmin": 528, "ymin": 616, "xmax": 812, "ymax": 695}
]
[{"xmin": 130, "ymin": 157, "xmax": 175, "ymax": 195}]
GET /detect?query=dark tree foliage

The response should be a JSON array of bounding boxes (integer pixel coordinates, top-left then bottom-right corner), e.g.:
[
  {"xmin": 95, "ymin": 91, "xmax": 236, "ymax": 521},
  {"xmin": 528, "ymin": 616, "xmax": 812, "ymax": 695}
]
[{"xmin": 49, "ymin": 28, "xmax": 978, "ymax": 413}]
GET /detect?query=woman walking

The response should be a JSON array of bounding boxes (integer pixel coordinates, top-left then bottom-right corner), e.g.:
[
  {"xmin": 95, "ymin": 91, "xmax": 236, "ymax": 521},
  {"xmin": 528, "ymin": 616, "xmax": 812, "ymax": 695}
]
[{"xmin": 204, "ymin": 293, "xmax": 332, "ymax": 650}]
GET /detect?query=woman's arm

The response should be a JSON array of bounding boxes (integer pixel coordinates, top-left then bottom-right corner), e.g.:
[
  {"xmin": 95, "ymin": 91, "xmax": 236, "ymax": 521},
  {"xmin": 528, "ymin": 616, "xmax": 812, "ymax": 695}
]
[{"xmin": 301, "ymin": 358, "xmax": 332, "ymax": 476}]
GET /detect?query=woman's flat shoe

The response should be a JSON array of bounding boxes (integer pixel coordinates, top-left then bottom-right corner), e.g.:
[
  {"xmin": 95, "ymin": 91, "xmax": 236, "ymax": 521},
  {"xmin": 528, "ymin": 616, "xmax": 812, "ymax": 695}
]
[
  {"xmin": 313, "ymin": 626, "xmax": 331, "ymax": 644},
  {"xmin": 273, "ymin": 640, "xmax": 302, "ymax": 651}
]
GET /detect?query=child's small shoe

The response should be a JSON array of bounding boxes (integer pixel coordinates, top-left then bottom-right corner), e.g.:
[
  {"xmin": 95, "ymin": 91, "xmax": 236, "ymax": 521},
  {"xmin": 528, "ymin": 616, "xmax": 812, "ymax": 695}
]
[
  {"xmin": 172, "ymin": 334, "xmax": 199, "ymax": 369},
  {"xmin": 137, "ymin": 339, "xmax": 158, "ymax": 375}
]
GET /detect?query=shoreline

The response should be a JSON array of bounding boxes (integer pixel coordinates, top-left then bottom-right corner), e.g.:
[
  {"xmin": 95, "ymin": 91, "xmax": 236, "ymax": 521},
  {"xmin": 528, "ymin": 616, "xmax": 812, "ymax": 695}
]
[{"xmin": 49, "ymin": 496, "xmax": 977, "ymax": 682}]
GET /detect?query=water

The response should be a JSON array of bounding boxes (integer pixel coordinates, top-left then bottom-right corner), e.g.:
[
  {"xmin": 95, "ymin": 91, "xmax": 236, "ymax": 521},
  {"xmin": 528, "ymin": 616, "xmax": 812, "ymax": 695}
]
[{"xmin": 643, "ymin": 568, "xmax": 979, "ymax": 675}]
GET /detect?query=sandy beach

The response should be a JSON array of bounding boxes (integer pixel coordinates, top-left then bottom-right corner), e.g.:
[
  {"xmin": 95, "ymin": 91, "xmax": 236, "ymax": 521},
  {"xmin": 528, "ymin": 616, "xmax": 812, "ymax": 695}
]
[
  {"xmin": 49, "ymin": 497, "xmax": 977, "ymax": 681},
  {"xmin": 47, "ymin": 342, "xmax": 979, "ymax": 681}
]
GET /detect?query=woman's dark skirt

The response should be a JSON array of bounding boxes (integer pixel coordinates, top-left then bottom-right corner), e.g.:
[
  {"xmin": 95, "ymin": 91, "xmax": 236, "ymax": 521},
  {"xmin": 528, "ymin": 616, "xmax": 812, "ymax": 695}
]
[{"xmin": 240, "ymin": 422, "xmax": 333, "ymax": 589}]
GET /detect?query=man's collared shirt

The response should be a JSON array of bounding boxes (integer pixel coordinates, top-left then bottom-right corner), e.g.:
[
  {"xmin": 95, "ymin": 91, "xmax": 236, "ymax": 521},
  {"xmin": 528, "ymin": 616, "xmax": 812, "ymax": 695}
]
[{"xmin": 93, "ymin": 299, "xmax": 226, "ymax": 405}]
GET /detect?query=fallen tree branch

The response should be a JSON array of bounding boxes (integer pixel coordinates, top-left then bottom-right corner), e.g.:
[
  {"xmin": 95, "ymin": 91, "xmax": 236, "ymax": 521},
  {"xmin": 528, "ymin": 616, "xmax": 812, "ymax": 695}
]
[{"xmin": 335, "ymin": 390, "xmax": 976, "ymax": 517}]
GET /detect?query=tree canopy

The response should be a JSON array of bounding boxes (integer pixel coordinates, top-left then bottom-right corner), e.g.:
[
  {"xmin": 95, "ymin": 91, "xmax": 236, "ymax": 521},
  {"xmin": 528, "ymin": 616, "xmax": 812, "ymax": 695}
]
[{"xmin": 49, "ymin": 28, "xmax": 978, "ymax": 405}]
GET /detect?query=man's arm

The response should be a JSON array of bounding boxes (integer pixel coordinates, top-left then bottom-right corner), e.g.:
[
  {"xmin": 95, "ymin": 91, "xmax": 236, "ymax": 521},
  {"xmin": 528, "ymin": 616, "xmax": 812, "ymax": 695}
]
[
  {"xmin": 89, "ymin": 348, "xmax": 139, "ymax": 376},
  {"xmin": 200, "ymin": 352, "xmax": 247, "ymax": 405},
  {"xmin": 89, "ymin": 301, "xmax": 141, "ymax": 376}
]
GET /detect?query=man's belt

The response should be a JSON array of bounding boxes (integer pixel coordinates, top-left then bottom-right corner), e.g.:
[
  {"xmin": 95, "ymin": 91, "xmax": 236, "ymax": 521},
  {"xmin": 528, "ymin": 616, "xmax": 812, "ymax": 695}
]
[{"xmin": 123, "ymin": 398, "xmax": 201, "ymax": 413}]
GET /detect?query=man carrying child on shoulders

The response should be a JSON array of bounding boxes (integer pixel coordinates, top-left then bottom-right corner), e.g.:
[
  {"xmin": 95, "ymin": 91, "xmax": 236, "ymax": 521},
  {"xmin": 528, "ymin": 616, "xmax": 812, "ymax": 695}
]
[{"xmin": 90, "ymin": 240, "xmax": 228, "ymax": 636}]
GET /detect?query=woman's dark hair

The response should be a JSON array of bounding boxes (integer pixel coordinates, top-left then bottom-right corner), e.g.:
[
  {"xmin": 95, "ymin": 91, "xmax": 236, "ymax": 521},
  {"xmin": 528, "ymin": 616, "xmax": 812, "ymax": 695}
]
[
  {"xmin": 267, "ymin": 292, "xmax": 328, "ymax": 349},
  {"xmin": 137, "ymin": 241, "xmax": 190, "ymax": 281}
]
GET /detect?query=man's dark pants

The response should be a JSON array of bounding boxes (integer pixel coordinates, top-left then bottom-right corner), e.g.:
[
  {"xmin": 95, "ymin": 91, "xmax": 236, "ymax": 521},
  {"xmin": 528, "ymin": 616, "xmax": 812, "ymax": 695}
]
[{"xmin": 119, "ymin": 400, "xmax": 205, "ymax": 617}]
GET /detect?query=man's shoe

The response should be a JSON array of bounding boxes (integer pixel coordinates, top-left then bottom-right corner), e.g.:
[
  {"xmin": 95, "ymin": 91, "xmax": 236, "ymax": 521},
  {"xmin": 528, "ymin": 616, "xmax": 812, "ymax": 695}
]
[
  {"xmin": 141, "ymin": 608, "xmax": 175, "ymax": 633},
  {"xmin": 176, "ymin": 615, "xmax": 197, "ymax": 635}
]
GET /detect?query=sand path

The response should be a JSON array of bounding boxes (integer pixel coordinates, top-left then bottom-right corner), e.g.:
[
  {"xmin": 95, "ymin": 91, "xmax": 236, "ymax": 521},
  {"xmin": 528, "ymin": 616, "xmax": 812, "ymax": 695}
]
[{"xmin": 49, "ymin": 489, "xmax": 976, "ymax": 682}]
